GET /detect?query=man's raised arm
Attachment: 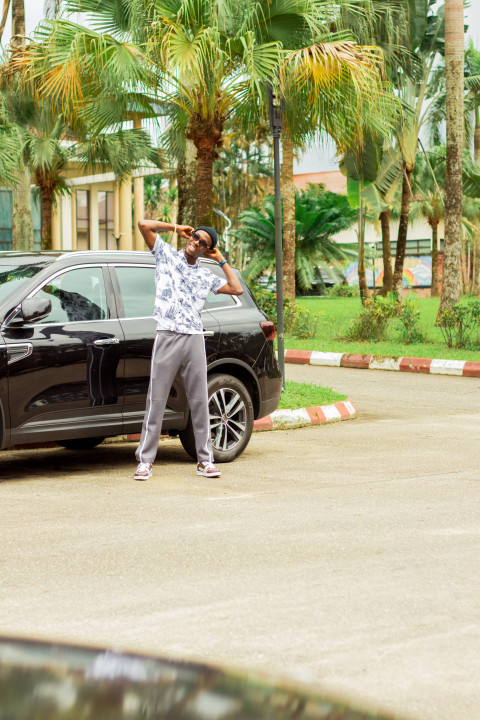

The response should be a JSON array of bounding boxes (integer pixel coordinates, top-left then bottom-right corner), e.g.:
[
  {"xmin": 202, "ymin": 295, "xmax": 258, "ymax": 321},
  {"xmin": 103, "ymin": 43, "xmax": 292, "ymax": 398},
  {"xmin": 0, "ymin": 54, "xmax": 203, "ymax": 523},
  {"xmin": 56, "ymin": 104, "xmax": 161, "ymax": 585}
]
[{"xmin": 138, "ymin": 220, "xmax": 193, "ymax": 250}]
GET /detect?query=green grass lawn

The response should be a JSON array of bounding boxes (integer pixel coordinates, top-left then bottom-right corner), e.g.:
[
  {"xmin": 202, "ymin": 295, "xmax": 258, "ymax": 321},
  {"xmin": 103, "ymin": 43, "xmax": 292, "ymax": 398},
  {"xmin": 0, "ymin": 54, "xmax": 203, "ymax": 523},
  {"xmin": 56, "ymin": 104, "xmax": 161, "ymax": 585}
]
[
  {"xmin": 284, "ymin": 296, "xmax": 480, "ymax": 361},
  {"xmin": 277, "ymin": 380, "xmax": 347, "ymax": 409}
]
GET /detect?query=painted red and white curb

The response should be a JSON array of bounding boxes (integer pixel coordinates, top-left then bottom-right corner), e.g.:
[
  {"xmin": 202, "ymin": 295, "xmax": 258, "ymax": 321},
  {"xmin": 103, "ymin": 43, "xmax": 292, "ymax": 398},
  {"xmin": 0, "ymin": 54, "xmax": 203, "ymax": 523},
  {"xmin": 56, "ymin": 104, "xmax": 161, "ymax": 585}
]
[
  {"xmin": 285, "ymin": 349, "xmax": 480, "ymax": 378},
  {"xmin": 122, "ymin": 401, "xmax": 357, "ymax": 439},
  {"xmin": 253, "ymin": 400, "xmax": 356, "ymax": 432}
]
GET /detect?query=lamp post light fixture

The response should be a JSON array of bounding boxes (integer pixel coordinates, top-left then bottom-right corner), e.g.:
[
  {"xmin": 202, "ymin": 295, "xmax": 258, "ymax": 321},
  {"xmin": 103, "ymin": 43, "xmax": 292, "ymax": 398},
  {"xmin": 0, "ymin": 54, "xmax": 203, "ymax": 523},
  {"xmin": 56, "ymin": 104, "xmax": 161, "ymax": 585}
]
[
  {"xmin": 213, "ymin": 207, "xmax": 231, "ymax": 263},
  {"xmin": 267, "ymin": 81, "xmax": 285, "ymax": 389}
]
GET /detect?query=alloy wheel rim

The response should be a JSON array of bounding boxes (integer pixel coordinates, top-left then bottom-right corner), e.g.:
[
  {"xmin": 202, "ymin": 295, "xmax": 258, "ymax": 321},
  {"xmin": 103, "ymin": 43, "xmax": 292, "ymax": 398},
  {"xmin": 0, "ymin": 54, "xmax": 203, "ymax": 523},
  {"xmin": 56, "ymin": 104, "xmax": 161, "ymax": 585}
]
[{"xmin": 209, "ymin": 387, "xmax": 247, "ymax": 452}]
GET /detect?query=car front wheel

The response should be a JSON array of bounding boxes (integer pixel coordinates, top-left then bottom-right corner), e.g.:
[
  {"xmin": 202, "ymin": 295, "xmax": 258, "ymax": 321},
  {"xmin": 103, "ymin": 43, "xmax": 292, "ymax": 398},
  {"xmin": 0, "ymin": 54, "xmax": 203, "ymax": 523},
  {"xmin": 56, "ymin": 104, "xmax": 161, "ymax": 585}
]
[{"xmin": 179, "ymin": 373, "xmax": 254, "ymax": 463}]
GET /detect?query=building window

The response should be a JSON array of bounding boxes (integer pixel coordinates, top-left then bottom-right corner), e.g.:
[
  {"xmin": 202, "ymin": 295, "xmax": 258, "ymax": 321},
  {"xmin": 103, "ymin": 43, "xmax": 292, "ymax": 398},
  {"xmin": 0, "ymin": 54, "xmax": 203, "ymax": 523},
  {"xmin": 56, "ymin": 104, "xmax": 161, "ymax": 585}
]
[
  {"xmin": 98, "ymin": 190, "xmax": 115, "ymax": 250},
  {"xmin": 76, "ymin": 190, "xmax": 90, "ymax": 250}
]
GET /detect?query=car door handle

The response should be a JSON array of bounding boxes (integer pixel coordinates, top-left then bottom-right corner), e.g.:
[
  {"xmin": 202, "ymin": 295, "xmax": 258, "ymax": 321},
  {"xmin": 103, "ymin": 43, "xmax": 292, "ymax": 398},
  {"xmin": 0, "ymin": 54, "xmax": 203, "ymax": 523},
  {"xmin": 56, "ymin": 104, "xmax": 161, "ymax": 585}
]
[
  {"xmin": 93, "ymin": 337, "xmax": 120, "ymax": 346},
  {"xmin": 202, "ymin": 331, "xmax": 214, "ymax": 337}
]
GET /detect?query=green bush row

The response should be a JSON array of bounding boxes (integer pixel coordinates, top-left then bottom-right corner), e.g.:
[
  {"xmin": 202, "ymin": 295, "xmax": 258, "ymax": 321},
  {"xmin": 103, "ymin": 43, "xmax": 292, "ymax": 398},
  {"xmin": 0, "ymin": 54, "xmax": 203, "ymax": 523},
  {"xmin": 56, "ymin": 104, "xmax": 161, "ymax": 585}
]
[
  {"xmin": 343, "ymin": 294, "xmax": 480, "ymax": 348},
  {"xmin": 252, "ymin": 284, "xmax": 480, "ymax": 349}
]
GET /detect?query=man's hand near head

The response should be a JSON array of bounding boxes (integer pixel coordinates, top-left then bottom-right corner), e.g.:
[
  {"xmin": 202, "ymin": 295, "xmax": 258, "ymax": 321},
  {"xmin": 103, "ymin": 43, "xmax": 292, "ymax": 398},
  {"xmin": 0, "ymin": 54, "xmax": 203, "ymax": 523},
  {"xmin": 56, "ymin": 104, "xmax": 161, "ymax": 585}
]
[
  {"xmin": 204, "ymin": 247, "xmax": 243, "ymax": 296},
  {"xmin": 138, "ymin": 219, "xmax": 193, "ymax": 250}
]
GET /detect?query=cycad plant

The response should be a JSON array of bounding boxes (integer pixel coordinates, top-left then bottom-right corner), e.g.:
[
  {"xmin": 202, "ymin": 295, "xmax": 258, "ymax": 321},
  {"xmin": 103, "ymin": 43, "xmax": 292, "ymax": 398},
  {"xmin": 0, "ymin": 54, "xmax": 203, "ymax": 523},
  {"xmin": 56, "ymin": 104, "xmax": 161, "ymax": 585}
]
[{"xmin": 235, "ymin": 185, "xmax": 356, "ymax": 293}]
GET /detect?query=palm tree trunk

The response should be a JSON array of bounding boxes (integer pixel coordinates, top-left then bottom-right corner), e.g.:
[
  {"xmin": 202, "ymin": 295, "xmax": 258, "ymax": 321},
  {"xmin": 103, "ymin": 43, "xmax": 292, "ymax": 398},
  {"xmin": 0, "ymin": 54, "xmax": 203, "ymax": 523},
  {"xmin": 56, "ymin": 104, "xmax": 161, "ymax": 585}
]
[
  {"xmin": 460, "ymin": 239, "xmax": 468, "ymax": 292},
  {"xmin": 40, "ymin": 187, "xmax": 53, "ymax": 251},
  {"xmin": 431, "ymin": 220, "xmax": 440, "ymax": 297},
  {"xmin": 11, "ymin": 0, "xmax": 25, "ymax": 43},
  {"xmin": 474, "ymin": 108, "xmax": 480, "ymax": 164},
  {"xmin": 12, "ymin": 167, "xmax": 34, "ymax": 251},
  {"xmin": 393, "ymin": 164, "xmax": 413, "ymax": 298},
  {"xmin": 280, "ymin": 130, "xmax": 296, "ymax": 300},
  {"xmin": 379, "ymin": 208, "xmax": 393, "ymax": 293},
  {"xmin": 473, "ymin": 108, "xmax": 480, "ymax": 294},
  {"xmin": 357, "ymin": 188, "xmax": 369, "ymax": 303},
  {"xmin": 10, "ymin": 0, "xmax": 34, "ymax": 251},
  {"xmin": 438, "ymin": 0, "xmax": 464, "ymax": 319},
  {"xmin": 195, "ymin": 140, "xmax": 216, "ymax": 226},
  {"xmin": 177, "ymin": 140, "xmax": 197, "ymax": 228}
]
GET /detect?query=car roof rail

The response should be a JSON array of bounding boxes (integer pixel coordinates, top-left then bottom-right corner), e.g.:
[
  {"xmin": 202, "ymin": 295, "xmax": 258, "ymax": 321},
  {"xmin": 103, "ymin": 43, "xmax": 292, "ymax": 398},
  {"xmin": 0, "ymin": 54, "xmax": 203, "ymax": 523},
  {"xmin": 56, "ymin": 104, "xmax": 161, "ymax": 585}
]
[{"xmin": 58, "ymin": 250, "xmax": 151, "ymax": 260}]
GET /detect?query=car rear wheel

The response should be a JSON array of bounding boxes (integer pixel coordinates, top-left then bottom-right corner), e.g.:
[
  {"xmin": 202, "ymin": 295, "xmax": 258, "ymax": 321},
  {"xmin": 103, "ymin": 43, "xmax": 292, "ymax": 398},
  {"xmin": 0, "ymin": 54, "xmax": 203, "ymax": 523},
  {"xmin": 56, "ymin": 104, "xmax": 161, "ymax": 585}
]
[
  {"xmin": 57, "ymin": 437, "xmax": 106, "ymax": 451},
  {"xmin": 179, "ymin": 373, "xmax": 254, "ymax": 463}
]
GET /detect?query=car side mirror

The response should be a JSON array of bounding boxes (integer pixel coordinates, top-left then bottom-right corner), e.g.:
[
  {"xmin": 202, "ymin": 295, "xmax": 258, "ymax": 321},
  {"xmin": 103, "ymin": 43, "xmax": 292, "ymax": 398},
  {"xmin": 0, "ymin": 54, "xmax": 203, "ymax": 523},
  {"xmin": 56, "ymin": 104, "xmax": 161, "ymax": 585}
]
[{"xmin": 8, "ymin": 298, "xmax": 52, "ymax": 327}]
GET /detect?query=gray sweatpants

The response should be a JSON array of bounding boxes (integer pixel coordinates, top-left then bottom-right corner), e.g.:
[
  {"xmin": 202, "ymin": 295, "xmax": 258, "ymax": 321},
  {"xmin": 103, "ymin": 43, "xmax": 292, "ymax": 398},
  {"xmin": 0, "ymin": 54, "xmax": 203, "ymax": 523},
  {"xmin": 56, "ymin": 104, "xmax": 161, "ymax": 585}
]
[{"xmin": 135, "ymin": 331, "xmax": 213, "ymax": 465}]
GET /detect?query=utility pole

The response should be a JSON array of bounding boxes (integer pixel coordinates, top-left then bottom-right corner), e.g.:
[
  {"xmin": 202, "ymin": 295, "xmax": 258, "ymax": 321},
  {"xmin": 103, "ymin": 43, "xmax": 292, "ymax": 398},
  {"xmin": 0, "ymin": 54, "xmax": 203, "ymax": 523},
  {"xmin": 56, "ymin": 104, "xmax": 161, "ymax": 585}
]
[{"xmin": 267, "ymin": 82, "xmax": 285, "ymax": 389}]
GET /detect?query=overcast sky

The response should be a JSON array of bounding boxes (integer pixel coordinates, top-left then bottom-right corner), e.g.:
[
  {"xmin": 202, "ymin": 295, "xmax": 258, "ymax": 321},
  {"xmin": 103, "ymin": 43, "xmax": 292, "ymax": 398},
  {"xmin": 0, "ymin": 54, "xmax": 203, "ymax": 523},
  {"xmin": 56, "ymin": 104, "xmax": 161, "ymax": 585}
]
[{"xmin": 2, "ymin": 1, "xmax": 479, "ymax": 174}]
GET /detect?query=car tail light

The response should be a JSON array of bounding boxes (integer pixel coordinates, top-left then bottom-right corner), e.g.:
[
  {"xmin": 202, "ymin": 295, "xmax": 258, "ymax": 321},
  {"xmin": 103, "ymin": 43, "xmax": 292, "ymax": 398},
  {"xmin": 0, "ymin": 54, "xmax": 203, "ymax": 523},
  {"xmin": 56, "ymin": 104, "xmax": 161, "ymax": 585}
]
[{"xmin": 260, "ymin": 320, "xmax": 276, "ymax": 341}]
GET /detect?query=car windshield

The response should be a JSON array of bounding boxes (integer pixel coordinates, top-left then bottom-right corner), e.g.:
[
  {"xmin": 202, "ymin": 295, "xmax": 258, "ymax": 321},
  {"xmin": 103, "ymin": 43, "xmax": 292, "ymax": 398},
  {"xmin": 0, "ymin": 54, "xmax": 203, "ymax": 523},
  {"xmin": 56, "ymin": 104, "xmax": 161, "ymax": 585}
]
[{"xmin": 0, "ymin": 263, "xmax": 50, "ymax": 304}]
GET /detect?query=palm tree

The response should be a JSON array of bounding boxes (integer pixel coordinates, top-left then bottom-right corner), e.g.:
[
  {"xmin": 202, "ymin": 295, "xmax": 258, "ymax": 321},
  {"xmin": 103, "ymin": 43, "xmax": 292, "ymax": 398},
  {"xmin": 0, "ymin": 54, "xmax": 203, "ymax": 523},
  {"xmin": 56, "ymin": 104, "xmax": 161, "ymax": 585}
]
[
  {"xmin": 466, "ymin": 41, "xmax": 480, "ymax": 164},
  {"xmin": 19, "ymin": 1, "xmax": 390, "ymax": 238},
  {"xmin": 235, "ymin": 186, "xmax": 356, "ymax": 292},
  {"xmin": 339, "ymin": 128, "xmax": 385, "ymax": 301},
  {"xmin": 390, "ymin": 0, "xmax": 447, "ymax": 297},
  {"xmin": 412, "ymin": 146, "xmax": 480, "ymax": 296},
  {"xmin": 0, "ymin": 71, "xmax": 163, "ymax": 249},
  {"xmin": 0, "ymin": 0, "xmax": 34, "ymax": 251},
  {"xmin": 428, "ymin": 37, "xmax": 480, "ymax": 297},
  {"xmin": 438, "ymin": 0, "xmax": 465, "ymax": 316},
  {"xmin": 0, "ymin": 0, "xmax": 27, "ymax": 45},
  {"xmin": 410, "ymin": 152, "xmax": 445, "ymax": 296},
  {"xmin": 427, "ymin": 39, "xmax": 480, "ymax": 163}
]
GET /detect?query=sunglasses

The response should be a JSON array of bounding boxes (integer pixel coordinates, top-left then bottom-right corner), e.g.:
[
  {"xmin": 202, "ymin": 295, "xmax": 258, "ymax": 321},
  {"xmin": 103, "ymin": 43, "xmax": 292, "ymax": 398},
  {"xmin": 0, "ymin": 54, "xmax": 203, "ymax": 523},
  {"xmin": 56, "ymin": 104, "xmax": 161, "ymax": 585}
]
[{"xmin": 191, "ymin": 231, "xmax": 211, "ymax": 250}]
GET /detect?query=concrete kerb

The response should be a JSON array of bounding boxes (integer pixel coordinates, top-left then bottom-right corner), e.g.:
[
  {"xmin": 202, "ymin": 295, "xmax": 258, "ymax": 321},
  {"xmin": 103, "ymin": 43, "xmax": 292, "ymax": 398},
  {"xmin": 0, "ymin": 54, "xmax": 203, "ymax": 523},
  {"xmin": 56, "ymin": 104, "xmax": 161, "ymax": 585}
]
[
  {"xmin": 285, "ymin": 349, "xmax": 480, "ymax": 378},
  {"xmin": 118, "ymin": 400, "xmax": 357, "ymax": 441}
]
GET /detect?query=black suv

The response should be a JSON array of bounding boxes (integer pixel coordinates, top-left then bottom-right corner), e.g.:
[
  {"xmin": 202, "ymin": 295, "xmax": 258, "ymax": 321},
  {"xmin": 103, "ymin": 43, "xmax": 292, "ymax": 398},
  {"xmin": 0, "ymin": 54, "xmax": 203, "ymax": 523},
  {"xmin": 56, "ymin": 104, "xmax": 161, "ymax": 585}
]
[{"xmin": 0, "ymin": 251, "xmax": 282, "ymax": 462}]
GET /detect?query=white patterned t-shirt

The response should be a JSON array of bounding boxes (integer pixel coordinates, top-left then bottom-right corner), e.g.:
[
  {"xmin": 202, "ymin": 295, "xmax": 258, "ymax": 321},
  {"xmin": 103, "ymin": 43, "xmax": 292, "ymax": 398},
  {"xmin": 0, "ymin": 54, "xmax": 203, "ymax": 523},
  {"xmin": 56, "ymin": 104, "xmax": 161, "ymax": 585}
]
[{"xmin": 151, "ymin": 236, "xmax": 227, "ymax": 334}]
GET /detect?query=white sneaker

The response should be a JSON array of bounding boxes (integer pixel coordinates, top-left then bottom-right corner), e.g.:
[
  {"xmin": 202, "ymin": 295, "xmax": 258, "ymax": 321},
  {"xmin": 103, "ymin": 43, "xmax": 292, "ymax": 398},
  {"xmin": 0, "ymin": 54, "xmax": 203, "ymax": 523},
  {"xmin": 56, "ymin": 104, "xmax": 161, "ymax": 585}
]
[
  {"xmin": 197, "ymin": 461, "xmax": 221, "ymax": 478},
  {"xmin": 134, "ymin": 462, "xmax": 152, "ymax": 481}
]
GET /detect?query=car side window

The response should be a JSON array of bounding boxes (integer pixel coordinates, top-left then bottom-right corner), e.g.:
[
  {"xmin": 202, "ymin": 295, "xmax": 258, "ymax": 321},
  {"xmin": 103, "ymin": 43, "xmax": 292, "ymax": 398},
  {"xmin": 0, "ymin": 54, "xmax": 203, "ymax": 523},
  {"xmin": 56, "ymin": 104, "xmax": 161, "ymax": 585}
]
[
  {"xmin": 203, "ymin": 291, "xmax": 237, "ymax": 311},
  {"xmin": 33, "ymin": 267, "xmax": 108, "ymax": 323},
  {"xmin": 115, "ymin": 266, "xmax": 156, "ymax": 318}
]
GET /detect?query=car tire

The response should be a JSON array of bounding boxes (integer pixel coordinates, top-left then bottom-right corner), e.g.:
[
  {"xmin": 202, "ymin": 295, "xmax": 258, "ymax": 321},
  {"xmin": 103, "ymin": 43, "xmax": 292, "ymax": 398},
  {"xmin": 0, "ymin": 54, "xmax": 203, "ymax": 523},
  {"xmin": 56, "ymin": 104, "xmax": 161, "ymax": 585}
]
[
  {"xmin": 179, "ymin": 373, "xmax": 254, "ymax": 463},
  {"xmin": 57, "ymin": 437, "xmax": 106, "ymax": 451}
]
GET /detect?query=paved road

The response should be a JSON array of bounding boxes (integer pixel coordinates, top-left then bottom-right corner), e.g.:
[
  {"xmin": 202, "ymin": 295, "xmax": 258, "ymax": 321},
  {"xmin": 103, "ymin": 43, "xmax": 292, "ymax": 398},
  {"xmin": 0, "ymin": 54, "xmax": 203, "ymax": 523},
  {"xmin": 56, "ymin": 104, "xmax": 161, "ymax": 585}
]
[{"xmin": 1, "ymin": 366, "xmax": 480, "ymax": 720}]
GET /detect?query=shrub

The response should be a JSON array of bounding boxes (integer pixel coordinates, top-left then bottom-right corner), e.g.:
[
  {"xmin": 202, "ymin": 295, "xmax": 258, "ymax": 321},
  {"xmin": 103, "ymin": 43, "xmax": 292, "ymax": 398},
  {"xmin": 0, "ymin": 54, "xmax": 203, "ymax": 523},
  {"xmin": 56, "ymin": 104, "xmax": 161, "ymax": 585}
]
[
  {"xmin": 395, "ymin": 294, "xmax": 425, "ymax": 344},
  {"xmin": 343, "ymin": 296, "xmax": 398, "ymax": 341},
  {"xmin": 325, "ymin": 283, "xmax": 359, "ymax": 297},
  {"xmin": 343, "ymin": 294, "xmax": 426, "ymax": 344},
  {"xmin": 250, "ymin": 284, "xmax": 321, "ymax": 340},
  {"xmin": 250, "ymin": 284, "xmax": 277, "ymax": 322},
  {"xmin": 438, "ymin": 300, "xmax": 480, "ymax": 348},
  {"xmin": 288, "ymin": 304, "xmax": 320, "ymax": 339}
]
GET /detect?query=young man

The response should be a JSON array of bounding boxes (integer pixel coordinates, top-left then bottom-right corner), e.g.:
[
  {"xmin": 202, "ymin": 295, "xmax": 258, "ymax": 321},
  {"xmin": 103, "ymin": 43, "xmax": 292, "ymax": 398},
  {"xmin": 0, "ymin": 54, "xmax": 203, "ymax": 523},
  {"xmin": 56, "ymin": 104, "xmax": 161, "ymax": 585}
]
[{"xmin": 134, "ymin": 219, "xmax": 243, "ymax": 481}]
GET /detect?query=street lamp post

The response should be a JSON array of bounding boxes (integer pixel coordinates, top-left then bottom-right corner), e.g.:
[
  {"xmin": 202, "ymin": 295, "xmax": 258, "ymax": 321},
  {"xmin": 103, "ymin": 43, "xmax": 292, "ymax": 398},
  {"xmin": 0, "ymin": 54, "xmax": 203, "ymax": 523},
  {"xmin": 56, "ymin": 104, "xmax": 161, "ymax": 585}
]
[
  {"xmin": 213, "ymin": 207, "xmax": 231, "ymax": 263},
  {"xmin": 267, "ymin": 82, "xmax": 285, "ymax": 389},
  {"xmin": 369, "ymin": 242, "xmax": 376, "ymax": 289}
]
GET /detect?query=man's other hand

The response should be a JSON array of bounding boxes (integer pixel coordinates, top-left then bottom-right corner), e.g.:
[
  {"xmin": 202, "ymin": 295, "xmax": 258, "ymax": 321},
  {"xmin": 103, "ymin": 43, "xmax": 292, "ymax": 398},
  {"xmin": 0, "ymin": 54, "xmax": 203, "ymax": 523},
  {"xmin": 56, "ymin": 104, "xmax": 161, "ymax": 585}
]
[{"xmin": 177, "ymin": 225, "xmax": 194, "ymax": 239}]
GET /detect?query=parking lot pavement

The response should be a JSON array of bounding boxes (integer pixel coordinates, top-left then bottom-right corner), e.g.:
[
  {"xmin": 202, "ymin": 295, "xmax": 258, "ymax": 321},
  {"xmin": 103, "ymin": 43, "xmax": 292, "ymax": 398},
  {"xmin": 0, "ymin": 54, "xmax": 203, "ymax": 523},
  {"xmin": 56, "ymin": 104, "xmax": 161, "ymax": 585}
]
[{"xmin": 1, "ymin": 367, "xmax": 480, "ymax": 720}]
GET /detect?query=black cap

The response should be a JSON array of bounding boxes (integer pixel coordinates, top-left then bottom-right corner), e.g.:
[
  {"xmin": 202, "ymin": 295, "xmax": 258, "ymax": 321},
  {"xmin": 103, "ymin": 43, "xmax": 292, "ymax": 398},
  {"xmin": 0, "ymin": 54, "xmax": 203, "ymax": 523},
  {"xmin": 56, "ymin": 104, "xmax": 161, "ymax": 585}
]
[{"xmin": 195, "ymin": 226, "xmax": 218, "ymax": 249}]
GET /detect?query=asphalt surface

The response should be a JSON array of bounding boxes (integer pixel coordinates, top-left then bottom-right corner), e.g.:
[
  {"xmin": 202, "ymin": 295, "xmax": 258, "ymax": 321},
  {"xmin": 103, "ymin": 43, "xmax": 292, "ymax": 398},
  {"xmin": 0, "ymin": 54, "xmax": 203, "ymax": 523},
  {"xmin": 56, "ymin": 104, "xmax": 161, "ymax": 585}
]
[{"xmin": 1, "ymin": 365, "xmax": 480, "ymax": 720}]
